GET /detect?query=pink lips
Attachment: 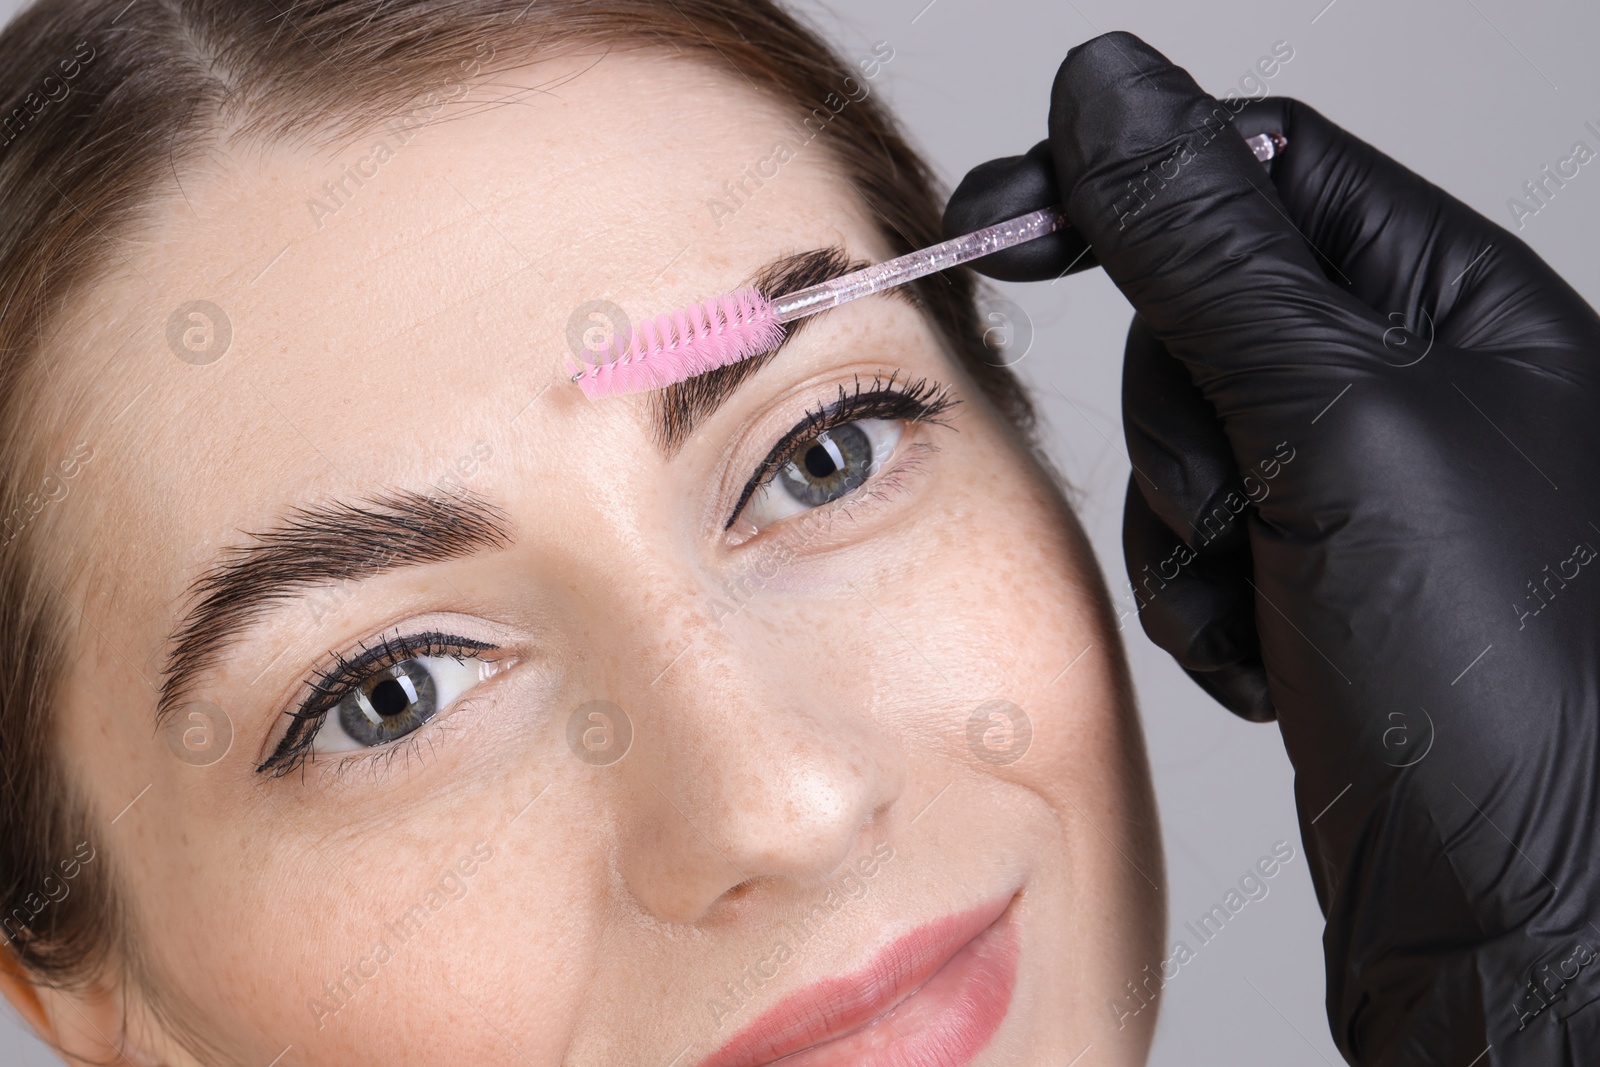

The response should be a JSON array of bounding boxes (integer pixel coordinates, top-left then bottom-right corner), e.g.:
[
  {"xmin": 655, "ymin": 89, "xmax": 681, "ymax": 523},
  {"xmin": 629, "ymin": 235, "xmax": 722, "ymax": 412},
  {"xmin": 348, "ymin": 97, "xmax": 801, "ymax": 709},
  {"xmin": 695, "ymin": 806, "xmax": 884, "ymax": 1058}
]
[{"xmin": 695, "ymin": 892, "xmax": 1021, "ymax": 1067}]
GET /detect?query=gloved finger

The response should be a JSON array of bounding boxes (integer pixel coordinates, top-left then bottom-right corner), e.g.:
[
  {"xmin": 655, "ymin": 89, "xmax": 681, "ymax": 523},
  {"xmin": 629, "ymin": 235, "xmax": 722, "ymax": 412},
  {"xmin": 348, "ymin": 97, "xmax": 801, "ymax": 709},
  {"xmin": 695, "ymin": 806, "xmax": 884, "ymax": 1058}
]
[
  {"xmin": 1231, "ymin": 97, "xmax": 1600, "ymax": 357},
  {"xmin": 1121, "ymin": 313, "xmax": 1277, "ymax": 723},
  {"xmin": 1121, "ymin": 314, "xmax": 1243, "ymax": 552},
  {"xmin": 941, "ymin": 140, "xmax": 1099, "ymax": 281},
  {"xmin": 1122, "ymin": 477, "xmax": 1275, "ymax": 721},
  {"xmin": 1121, "ymin": 475, "xmax": 1246, "ymax": 669},
  {"xmin": 1046, "ymin": 32, "xmax": 1388, "ymax": 397},
  {"xmin": 1182, "ymin": 662, "xmax": 1274, "ymax": 724}
]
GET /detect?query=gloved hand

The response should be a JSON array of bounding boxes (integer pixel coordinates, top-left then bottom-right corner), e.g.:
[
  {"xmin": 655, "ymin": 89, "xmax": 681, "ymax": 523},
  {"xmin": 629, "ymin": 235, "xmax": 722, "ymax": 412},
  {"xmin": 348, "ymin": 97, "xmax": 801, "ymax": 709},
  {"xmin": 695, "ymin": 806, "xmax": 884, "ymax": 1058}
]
[{"xmin": 942, "ymin": 29, "xmax": 1600, "ymax": 1067}]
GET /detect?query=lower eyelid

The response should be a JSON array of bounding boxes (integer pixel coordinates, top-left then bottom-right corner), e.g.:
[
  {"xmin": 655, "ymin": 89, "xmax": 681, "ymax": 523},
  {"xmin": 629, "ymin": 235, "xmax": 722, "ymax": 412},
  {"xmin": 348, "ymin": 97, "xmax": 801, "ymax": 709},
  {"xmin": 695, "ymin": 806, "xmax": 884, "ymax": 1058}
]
[
  {"xmin": 297, "ymin": 689, "xmax": 492, "ymax": 785},
  {"xmin": 727, "ymin": 376, "xmax": 959, "ymax": 531},
  {"xmin": 263, "ymin": 650, "xmax": 515, "ymax": 777},
  {"xmin": 847, "ymin": 439, "xmax": 937, "ymax": 513},
  {"xmin": 312, "ymin": 654, "xmax": 468, "ymax": 754},
  {"xmin": 738, "ymin": 424, "xmax": 939, "ymax": 548},
  {"xmin": 742, "ymin": 418, "xmax": 903, "ymax": 529}
]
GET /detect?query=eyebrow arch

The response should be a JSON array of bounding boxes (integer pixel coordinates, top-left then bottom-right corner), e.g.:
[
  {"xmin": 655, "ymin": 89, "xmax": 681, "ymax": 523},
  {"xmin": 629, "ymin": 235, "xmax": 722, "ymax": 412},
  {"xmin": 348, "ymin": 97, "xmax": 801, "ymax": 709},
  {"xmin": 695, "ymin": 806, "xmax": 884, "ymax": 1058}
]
[
  {"xmin": 156, "ymin": 489, "xmax": 514, "ymax": 730},
  {"xmin": 651, "ymin": 246, "xmax": 919, "ymax": 456}
]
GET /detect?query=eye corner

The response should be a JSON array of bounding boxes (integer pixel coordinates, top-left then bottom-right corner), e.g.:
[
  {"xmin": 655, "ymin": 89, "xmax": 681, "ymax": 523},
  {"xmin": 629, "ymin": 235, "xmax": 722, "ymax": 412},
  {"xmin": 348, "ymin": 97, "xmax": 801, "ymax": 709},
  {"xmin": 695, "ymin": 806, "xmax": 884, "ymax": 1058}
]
[
  {"xmin": 723, "ymin": 372, "xmax": 955, "ymax": 541},
  {"xmin": 256, "ymin": 632, "xmax": 507, "ymax": 784}
]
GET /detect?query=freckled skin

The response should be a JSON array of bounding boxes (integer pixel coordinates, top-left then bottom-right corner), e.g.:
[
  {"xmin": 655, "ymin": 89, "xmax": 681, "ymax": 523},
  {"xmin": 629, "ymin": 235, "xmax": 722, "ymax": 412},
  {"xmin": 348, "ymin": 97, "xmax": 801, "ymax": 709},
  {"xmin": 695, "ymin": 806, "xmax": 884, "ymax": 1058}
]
[{"xmin": 14, "ymin": 51, "xmax": 1164, "ymax": 1067}]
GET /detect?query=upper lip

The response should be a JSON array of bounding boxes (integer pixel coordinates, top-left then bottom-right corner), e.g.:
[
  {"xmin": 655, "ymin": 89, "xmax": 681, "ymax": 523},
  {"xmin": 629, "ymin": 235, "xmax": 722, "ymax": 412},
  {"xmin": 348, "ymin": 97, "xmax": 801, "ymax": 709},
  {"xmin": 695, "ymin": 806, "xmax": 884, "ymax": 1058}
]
[{"xmin": 694, "ymin": 891, "xmax": 1017, "ymax": 1067}]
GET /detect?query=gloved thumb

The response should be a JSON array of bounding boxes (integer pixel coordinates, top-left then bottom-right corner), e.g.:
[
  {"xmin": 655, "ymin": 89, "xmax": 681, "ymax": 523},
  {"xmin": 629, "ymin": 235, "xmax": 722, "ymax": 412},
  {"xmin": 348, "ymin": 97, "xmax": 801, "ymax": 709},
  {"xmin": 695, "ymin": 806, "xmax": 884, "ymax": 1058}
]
[{"xmin": 1050, "ymin": 32, "xmax": 1384, "ymax": 410}]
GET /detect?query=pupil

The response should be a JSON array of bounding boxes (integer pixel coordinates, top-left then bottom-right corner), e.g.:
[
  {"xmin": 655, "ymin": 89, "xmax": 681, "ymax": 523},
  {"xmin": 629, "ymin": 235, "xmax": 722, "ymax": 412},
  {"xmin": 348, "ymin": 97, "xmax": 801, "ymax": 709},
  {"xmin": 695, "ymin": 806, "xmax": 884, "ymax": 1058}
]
[
  {"xmin": 804, "ymin": 444, "xmax": 838, "ymax": 478},
  {"xmin": 336, "ymin": 658, "xmax": 439, "ymax": 749},
  {"xmin": 776, "ymin": 424, "xmax": 874, "ymax": 511},
  {"xmin": 369, "ymin": 676, "xmax": 411, "ymax": 718}
]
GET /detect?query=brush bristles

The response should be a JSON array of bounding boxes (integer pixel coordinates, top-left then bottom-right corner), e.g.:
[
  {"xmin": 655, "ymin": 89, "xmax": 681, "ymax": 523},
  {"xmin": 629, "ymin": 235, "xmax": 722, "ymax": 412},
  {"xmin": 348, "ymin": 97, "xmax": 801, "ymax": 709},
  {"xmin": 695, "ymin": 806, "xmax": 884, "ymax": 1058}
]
[{"xmin": 564, "ymin": 286, "xmax": 786, "ymax": 400}]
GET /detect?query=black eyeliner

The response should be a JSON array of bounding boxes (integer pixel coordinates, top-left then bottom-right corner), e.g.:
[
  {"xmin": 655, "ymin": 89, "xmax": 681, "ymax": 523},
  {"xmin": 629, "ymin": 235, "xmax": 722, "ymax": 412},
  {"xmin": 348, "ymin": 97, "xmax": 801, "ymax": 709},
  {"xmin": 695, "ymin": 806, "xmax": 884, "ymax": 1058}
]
[
  {"xmin": 258, "ymin": 629, "xmax": 497, "ymax": 778},
  {"xmin": 724, "ymin": 371, "xmax": 959, "ymax": 531}
]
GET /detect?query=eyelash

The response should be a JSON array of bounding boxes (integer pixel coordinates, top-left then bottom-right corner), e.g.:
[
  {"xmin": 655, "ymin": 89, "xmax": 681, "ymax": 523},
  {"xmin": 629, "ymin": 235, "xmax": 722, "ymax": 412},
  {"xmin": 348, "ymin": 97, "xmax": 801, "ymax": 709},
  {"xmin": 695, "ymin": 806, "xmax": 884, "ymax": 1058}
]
[
  {"xmin": 727, "ymin": 371, "xmax": 960, "ymax": 531},
  {"xmin": 257, "ymin": 629, "xmax": 499, "ymax": 780},
  {"xmin": 257, "ymin": 375, "xmax": 957, "ymax": 780}
]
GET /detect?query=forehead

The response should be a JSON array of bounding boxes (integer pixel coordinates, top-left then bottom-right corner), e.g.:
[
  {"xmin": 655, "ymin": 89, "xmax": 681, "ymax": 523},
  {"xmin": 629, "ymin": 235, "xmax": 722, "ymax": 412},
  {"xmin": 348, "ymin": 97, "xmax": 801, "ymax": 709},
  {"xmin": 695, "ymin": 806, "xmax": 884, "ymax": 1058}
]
[{"xmin": 38, "ymin": 49, "xmax": 891, "ymax": 613}]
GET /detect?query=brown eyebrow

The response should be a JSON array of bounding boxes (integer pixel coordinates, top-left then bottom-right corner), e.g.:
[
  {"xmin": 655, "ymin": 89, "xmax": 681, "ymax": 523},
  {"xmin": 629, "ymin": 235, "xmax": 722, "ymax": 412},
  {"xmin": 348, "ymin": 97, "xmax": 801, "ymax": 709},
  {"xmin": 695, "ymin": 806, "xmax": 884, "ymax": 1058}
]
[
  {"xmin": 156, "ymin": 489, "xmax": 514, "ymax": 731},
  {"xmin": 651, "ymin": 246, "xmax": 918, "ymax": 456},
  {"xmin": 157, "ymin": 252, "xmax": 908, "ymax": 727}
]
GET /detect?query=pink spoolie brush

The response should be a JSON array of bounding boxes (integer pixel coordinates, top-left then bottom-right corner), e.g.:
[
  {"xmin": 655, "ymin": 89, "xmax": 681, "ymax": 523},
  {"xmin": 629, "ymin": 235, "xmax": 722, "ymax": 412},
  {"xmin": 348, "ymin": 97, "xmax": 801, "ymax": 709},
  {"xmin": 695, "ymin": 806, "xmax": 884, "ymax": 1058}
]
[
  {"xmin": 562, "ymin": 206, "xmax": 1066, "ymax": 400},
  {"xmin": 565, "ymin": 286, "xmax": 786, "ymax": 399},
  {"xmin": 566, "ymin": 130, "xmax": 1287, "ymax": 400}
]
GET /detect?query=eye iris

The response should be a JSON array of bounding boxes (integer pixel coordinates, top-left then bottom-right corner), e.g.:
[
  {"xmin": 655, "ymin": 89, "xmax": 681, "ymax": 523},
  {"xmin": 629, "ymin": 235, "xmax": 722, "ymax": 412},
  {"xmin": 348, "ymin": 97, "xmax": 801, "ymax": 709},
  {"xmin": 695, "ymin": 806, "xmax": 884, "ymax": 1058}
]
[
  {"xmin": 779, "ymin": 424, "xmax": 873, "ymax": 507},
  {"xmin": 339, "ymin": 659, "xmax": 438, "ymax": 747}
]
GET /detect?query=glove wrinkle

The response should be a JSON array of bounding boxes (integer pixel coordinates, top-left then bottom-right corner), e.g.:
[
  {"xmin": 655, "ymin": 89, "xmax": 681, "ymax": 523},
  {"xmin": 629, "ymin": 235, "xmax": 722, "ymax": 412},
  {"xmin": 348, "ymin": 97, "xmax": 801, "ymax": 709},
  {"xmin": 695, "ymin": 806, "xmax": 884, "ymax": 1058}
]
[{"xmin": 946, "ymin": 29, "xmax": 1600, "ymax": 1063}]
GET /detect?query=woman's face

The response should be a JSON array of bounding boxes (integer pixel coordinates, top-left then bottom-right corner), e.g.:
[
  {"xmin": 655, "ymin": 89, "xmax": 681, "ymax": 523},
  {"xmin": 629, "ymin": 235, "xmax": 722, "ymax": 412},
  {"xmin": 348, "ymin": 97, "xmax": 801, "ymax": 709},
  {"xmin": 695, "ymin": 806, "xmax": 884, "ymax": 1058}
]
[{"xmin": 25, "ymin": 50, "xmax": 1163, "ymax": 1067}]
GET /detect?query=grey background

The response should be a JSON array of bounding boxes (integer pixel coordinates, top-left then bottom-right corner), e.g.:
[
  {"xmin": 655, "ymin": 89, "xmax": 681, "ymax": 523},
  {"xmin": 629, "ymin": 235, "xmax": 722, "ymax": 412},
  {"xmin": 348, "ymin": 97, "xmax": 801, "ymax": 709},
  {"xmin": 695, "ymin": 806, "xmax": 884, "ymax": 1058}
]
[{"xmin": 3, "ymin": 0, "xmax": 1598, "ymax": 1063}]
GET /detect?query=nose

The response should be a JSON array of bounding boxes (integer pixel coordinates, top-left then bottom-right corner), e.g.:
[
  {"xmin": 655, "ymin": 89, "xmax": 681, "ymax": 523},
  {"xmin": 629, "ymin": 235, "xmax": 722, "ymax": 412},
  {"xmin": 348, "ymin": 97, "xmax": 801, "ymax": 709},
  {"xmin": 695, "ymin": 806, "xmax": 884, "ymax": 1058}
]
[{"xmin": 610, "ymin": 604, "xmax": 908, "ymax": 924}]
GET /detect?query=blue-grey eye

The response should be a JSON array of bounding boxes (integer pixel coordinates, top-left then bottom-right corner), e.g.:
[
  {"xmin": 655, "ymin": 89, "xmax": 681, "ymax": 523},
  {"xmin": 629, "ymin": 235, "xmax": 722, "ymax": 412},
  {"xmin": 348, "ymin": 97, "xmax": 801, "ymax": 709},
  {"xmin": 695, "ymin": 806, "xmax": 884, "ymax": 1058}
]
[
  {"xmin": 314, "ymin": 655, "xmax": 493, "ymax": 753},
  {"xmin": 744, "ymin": 418, "xmax": 902, "ymax": 528}
]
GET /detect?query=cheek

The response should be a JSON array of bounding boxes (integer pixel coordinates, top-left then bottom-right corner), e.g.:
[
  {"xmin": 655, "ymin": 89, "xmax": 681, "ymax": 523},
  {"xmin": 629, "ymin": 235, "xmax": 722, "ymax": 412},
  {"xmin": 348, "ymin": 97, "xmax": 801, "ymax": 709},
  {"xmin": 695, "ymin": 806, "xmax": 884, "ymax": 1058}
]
[
  {"xmin": 800, "ymin": 415, "xmax": 1128, "ymax": 785},
  {"xmin": 838, "ymin": 422, "xmax": 1164, "ymax": 975},
  {"xmin": 120, "ymin": 817, "xmax": 606, "ymax": 1062},
  {"xmin": 942, "ymin": 482, "xmax": 1126, "ymax": 789}
]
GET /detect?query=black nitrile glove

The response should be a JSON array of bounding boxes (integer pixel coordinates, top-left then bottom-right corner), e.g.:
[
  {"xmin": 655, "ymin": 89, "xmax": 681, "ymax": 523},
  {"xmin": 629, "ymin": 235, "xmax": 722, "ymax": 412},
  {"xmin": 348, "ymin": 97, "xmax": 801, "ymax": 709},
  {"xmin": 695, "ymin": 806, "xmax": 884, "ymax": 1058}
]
[{"xmin": 943, "ymin": 29, "xmax": 1600, "ymax": 1067}]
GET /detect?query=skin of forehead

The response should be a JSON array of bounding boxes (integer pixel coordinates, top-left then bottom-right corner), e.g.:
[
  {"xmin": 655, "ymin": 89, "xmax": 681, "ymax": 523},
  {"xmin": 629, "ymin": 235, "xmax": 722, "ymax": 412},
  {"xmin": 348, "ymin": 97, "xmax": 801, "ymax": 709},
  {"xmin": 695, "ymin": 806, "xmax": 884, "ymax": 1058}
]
[{"xmin": 28, "ymin": 48, "xmax": 900, "ymax": 681}]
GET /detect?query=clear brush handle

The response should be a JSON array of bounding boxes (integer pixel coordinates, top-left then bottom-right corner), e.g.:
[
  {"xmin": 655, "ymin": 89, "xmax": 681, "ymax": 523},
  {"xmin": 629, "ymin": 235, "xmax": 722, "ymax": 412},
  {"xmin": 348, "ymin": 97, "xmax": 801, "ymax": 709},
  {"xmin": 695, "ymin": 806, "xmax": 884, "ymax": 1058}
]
[
  {"xmin": 772, "ymin": 206, "xmax": 1070, "ymax": 322},
  {"xmin": 772, "ymin": 130, "xmax": 1286, "ymax": 325}
]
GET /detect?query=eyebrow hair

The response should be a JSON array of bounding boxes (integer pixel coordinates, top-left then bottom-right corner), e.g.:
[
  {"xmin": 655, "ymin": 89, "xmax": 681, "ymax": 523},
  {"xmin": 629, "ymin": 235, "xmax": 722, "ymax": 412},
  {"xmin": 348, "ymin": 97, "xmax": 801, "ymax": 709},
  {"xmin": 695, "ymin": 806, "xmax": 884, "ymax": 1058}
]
[
  {"xmin": 156, "ymin": 489, "xmax": 514, "ymax": 730},
  {"xmin": 154, "ymin": 252, "xmax": 906, "ymax": 727},
  {"xmin": 651, "ymin": 246, "xmax": 918, "ymax": 455}
]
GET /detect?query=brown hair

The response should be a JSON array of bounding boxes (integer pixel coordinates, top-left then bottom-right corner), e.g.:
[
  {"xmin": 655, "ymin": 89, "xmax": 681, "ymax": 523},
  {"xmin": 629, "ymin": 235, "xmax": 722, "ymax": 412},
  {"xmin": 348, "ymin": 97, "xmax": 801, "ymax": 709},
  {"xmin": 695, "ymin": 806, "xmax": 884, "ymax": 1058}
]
[{"xmin": 0, "ymin": 0, "xmax": 1041, "ymax": 1017}]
